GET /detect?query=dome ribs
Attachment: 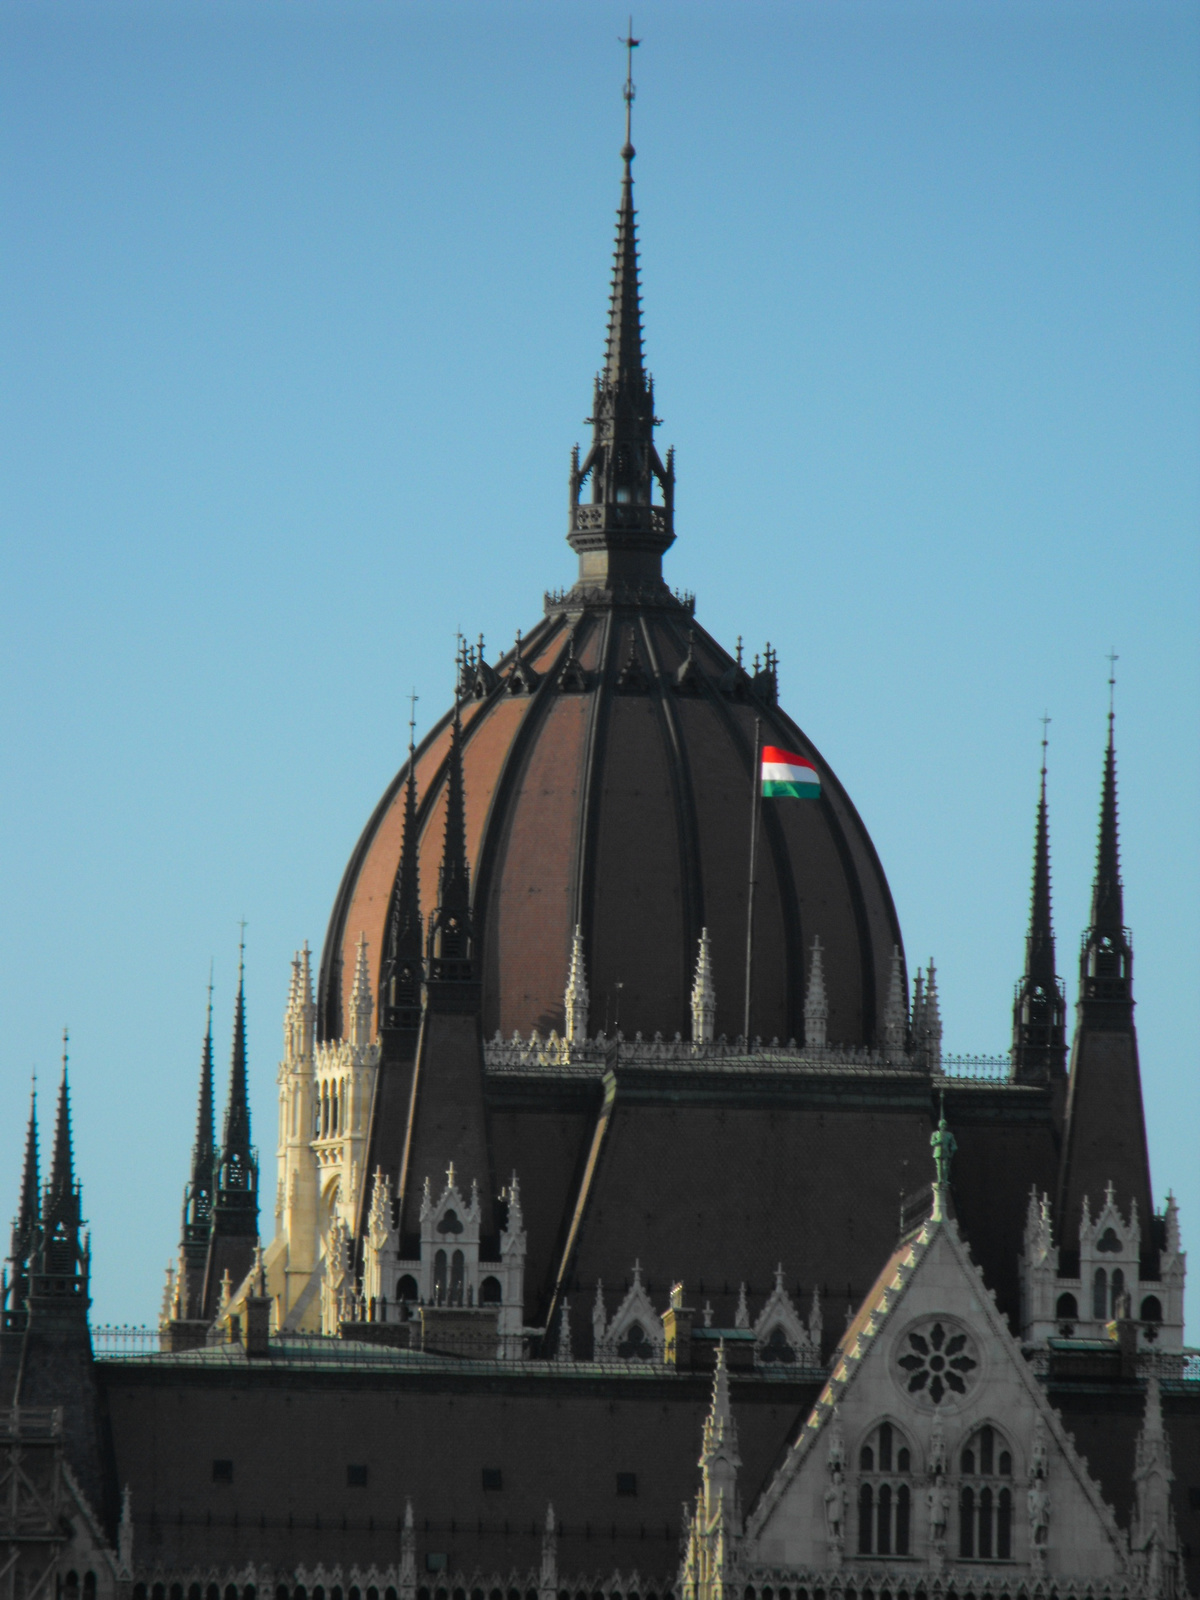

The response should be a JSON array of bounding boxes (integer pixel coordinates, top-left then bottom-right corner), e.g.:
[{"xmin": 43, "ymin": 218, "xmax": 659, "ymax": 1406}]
[{"xmin": 635, "ymin": 613, "xmax": 704, "ymax": 1037}]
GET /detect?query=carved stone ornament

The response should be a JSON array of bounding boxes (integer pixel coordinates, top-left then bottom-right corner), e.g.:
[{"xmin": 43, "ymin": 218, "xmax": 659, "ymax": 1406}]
[{"xmin": 891, "ymin": 1315, "xmax": 981, "ymax": 1409}]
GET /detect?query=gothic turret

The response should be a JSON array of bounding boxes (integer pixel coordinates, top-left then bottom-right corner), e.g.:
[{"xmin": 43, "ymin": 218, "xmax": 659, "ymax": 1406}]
[
  {"xmin": 568, "ymin": 40, "xmax": 675, "ymax": 591},
  {"xmin": 179, "ymin": 982, "xmax": 216, "ymax": 1316},
  {"xmin": 1057, "ymin": 697, "xmax": 1153, "ymax": 1258},
  {"xmin": 1012, "ymin": 735, "xmax": 1067, "ymax": 1083},
  {"xmin": 203, "ymin": 942, "xmax": 259, "ymax": 1316}
]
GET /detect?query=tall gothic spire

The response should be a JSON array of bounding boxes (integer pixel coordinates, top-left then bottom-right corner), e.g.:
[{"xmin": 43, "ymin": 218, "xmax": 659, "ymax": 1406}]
[
  {"xmin": 383, "ymin": 701, "xmax": 424, "ymax": 1032},
  {"xmin": 568, "ymin": 32, "xmax": 675, "ymax": 591},
  {"xmin": 38, "ymin": 1036, "xmax": 86, "ymax": 1289},
  {"xmin": 5, "ymin": 1081, "xmax": 40, "ymax": 1330},
  {"xmin": 15, "ymin": 1082, "xmax": 40, "ymax": 1261},
  {"xmin": 212, "ymin": 934, "xmax": 258, "ymax": 1239},
  {"xmin": 182, "ymin": 979, "xmax": 217, "ymax": 1272},
  {"xmin": 428, "ymin": 697, "xmax": 473, "ymax": 982},
  {"xmin": 1012, "ymin": 727, "xmax": 1066, "ymax": 1081},
  {"xmin": 1079, "ymin": 682, "xmax": 1133, "ymax": 1022}
]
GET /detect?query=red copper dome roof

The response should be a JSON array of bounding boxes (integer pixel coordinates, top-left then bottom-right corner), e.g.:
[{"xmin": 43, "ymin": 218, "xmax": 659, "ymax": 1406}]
[
  {"xmin": 318, "ymin": 129, "xmax": 905, "ymax": 1049},
  {"xmin": 319, "ymin": 602, "xmax": 903, "ymax": 1049}
]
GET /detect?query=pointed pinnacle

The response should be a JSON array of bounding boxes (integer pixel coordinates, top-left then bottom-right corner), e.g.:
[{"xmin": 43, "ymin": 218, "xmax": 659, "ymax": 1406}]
[
  {"xmin": 193, "ymin": 986, "xmax": 216, "ymax": 1176},
  {"xmin": 1089, "ymin": 715, "xmax": 1124, "ymax": 936},
  {"xmin": 222, "ymin": 954, "xmax": 252, "ymax": 1156},
  {"xmin": 48, "ymin": 1052, "xmax": 75, "ymax": 1202},
  {"xmin": 1025, "ymin": 754, "xmax": 1057, "ymax": 987},
  {"xmin": 15, "ymin": 1081, "xmax": 40, "ymax": 1243}
]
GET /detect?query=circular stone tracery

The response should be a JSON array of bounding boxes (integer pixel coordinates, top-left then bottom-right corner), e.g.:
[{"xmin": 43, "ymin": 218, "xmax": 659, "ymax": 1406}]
[{"xmin": 892, "ymin": 1317, "xmax": 979, "ymax": 1407}]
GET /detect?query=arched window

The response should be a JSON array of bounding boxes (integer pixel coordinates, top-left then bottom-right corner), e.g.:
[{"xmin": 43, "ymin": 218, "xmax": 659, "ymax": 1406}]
[
  {"xmin": 397, "ymin": 1274, "xmax": 419, "ymax": 1305},
  {"xmin": 617, "ymin": 1322, "xmax": 653, "ymax": 1360},
  {"xmin": 1141, "ymin": 1294, "xmax": 1163, "ymax": 1323},
  {"xmin": 1055, "ymin": 1291, "xmax": 1078, "ymax": 1319},
  {"xmin": 1092, "ymin": 1267, "xmax": 1107, "ymax": 1320},
  {"xmin": 896, "ymin": 1486, "xmax": 911, "ymax": 1555},
  {"xmin": 479, "ymin": 1276, "xmax": 502, "ymax": 1305},
  {"xmin": 858, "ymin": 1484, "xmax": 873, "ymax": 1554},
  {"xmin": 1111, "ymin": 1267, "xmax": 1126, "ymax": 1318},
  {"xmin": 876, "ymin": 1484, "xmax": 892, "ymax": 1555},
  {"xmin": 450, "ymin": 1249, "xmax": 465, "ymax": 1306},
  {"xmin": 856, "ymin": 1423, "xmax": 914, "ymax": 1557},
  {"xmin": 760, "ymin": 1325, "xmax": 795, "ymax": 1363},
  {"xmin": 997, "ymin": 1488, "xmax": 1012, "ymax": 1559},
  {"xmin": 959, "ymin": 1488, "xmax": 974, "ymax": 1558},
  {"xmin": 434, "ymin": 1250, "xmax": 447, "ymax": 1305},
  {"xmin": 959, "ymin": 1426, "xmax": 1015, "ymax": 1560}
]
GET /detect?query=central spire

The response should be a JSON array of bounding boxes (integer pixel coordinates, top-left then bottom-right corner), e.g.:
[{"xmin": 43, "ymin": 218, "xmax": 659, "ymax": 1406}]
[{"xmin": 568, "ymin": 31, "xmax": 675, "ymax": 593}]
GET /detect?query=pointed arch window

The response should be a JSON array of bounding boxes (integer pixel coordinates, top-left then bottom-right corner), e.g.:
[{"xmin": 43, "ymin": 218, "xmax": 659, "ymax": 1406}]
[
  {"xmin": 1092, "ymin": 1267, "xmax": 1108, "ymax": 1320},
  {"xmin": 958, "ymin": 1425, "xmax": 1014, "ymax": 1560},
  {"xmin": 854, "ymin": 1422, "xmax": 913, "ymax": 1557}
]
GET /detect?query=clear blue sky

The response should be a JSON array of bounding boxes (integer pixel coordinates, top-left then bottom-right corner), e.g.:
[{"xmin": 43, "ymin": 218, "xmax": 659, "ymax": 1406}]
[{"xmin": 2, "ymin": 0, "xmax": 1197, "ymax": 1329}]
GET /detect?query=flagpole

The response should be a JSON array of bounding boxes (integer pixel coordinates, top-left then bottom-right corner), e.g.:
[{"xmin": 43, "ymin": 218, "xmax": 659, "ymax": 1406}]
[{"xmin": 743, "ymin": 716, "xmax": 762, "ymax": 1048}]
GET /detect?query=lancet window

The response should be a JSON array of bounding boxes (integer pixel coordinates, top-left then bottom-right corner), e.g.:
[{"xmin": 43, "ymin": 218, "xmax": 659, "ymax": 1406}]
[
  {"xmin": 958, "ymin": 1424, "xmax": 1014, "ymax": 1560},
  {"xmin": 855, "ymin": 1421, "xmax": 913, "ymax": 1557}
]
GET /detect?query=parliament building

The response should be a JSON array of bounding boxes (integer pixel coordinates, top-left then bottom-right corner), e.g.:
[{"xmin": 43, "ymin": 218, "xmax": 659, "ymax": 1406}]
[{"xmin": 1, "ymin": 65, "xmax": 1196, "ymax": 1600}]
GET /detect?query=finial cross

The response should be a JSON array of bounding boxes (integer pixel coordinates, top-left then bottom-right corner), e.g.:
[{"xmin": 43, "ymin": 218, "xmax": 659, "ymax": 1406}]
[
  {"xmin": 621, "ymin": 19, "xmax": 640, "ymax": 149},
  {"xmin": 1039, "ymin": 712, "xmax": 1051, "ymax": 776},
  {"xmin": 408, "ymin": 688, "xmax": 419, "ymax": 757},
  {"xmin": 1106, "ymin": 648, "xmax": 1118, "ymax": 718}
]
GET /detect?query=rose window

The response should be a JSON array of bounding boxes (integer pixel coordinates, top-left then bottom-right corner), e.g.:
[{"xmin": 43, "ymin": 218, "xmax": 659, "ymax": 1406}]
[{"xmin": 896, "ymin": 1319, "xmax": 978, "ymax": 1404}]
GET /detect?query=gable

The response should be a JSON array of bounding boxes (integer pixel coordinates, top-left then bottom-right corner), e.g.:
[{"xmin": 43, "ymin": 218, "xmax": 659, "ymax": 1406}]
[{"xmin": 746, "ymin": 1214, "xmax": 1129, "ymax": 1581}]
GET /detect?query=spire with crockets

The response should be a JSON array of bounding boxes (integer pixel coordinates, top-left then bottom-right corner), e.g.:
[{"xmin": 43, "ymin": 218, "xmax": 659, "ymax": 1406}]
[
  {"xmin": 427, "ymin": 697, "xmax": 473, "ymax": 983},
  {"xmin": 1079, "ymin": 666, "xmax": 1133, "ymax": 1024},
  {"xmin": 382, "ymin": 696, "xmax": 424, "ymax": 1033},
  {"xmin": 1012, "ymin": 722, "xmax": 1067, "ymax": 1082},
  {"xmin": 212, "ymin": 933, "xmax": 259, "ymax": 1239},
  {"xmin": 568, "ymin": 29, "xmax": 675, "ymax": 591},
  {"xmin": 4, "ymin": 1081, "xmax": 40, "ymax": 1331},
  {"xmin": 181, "ymin": 977, "xmax": 217, "ymax": 1298},
  {"xmin": 34, "ymin": 1033, "xmax": 89, "ymax": 1306}
]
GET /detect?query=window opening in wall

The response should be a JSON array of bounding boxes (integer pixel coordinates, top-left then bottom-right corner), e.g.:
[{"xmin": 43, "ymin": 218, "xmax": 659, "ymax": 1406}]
[
  {"xmin": 212, "ymin": 1460, "xmax": 233, "ymax": 1484},
  {"xmin": 616, "ymin": 1473, "xmax": 637, "ymax": 1497},
  {"xmin": 958, "ymin": 1425, "xmax": 1014, "ymax": 1560},
  {"xmin": 855, "ymin": 1423, "xmax": 913, "ymax": 1557},
  {"xmin": 434, "ymin": 1250, "xmax": 448, "ymax": 1304},
  {"xmin": 482, "ymin": 1468, "xmax": 503, "ymax": 1491},
  {"xmin": 1092, "ymin": 1267, "xmax": 1107, "ymax": 1320},
  {"xmin": 451, "ymin": 1249, "xmax": 465, "ymax": 1306},
  {"xmin": 347, "ymin": 1465, "xmax": 368, "ymax": 1487}
]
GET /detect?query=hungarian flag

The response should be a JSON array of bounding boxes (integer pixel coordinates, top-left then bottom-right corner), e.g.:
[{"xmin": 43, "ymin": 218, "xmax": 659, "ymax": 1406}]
[{"xmin": 761, "ymin": 745, "xmax": 820, "ymax": 799}]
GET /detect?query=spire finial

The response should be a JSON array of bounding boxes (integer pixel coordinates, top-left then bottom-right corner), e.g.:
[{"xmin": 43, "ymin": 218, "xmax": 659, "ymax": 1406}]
[
  {"xmin": 1107, "ymin": 648, "xmax": 1118, "ymax": 724},
  {"xmin": 621, "ymin": 20, "xmax": 640, "ymax": 159},
  {"xmin": 408, "ymin": 689, "xmax": 419, "ymax": 758}
]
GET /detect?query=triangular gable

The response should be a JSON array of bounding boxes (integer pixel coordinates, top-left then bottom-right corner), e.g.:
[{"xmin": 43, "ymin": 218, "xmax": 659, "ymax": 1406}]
[{"xmin": 746, "ymin": 1204, "xmax": 1129, "ymax": 1578}]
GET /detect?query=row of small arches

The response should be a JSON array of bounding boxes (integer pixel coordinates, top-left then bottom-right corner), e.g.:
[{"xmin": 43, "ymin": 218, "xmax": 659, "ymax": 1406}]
[
  {"xmin": 1054, "ymin": 1279, "xmax": 1163, "ymax": 1324},
  {"xmin": 316, "ymin": 1077, "xmax": 347, "ymax": 1140},
  {"xmin": 857, "ymin": 1423, "xmax": 1012, "ymax": 1479}
]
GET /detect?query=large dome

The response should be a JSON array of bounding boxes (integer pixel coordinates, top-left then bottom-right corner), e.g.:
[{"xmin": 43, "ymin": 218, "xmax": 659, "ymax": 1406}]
[
  {"xmin": 318, "ymin": 135, "xmax": 904, "ymax": 1050},
  {"xmin": 320, "ymin": 608, "xmax": 903, "ymax": 1050}
]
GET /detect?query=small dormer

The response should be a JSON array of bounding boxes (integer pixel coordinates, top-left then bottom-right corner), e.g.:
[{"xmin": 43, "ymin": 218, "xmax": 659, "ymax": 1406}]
[
  {"xmin": 418, "ymin": 1165, "xmax": 483, "ymax": 1306},
  {"xmin": 594, "ymin": 1263, "xmax": 665, "ymax": 1362},
  {"xmin": 753, "ymin": 1266, "xmax": 821, "ymax": 1367},
  {"xmin": 1019, "ymin": 1181, "xmax": 1185, "ymax": 1350}
]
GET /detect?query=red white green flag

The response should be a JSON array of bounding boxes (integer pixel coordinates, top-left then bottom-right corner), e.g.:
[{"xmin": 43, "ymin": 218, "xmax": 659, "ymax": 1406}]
[{"xmin": 761, "ymin": 745, "xmax": 820, "ymax": 799}]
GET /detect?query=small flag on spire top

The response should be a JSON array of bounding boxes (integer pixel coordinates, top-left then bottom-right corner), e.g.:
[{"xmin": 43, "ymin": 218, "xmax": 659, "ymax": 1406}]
[{"xmin": 761, "ymin": 745, "xmax": 820, "ymax": 800}]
